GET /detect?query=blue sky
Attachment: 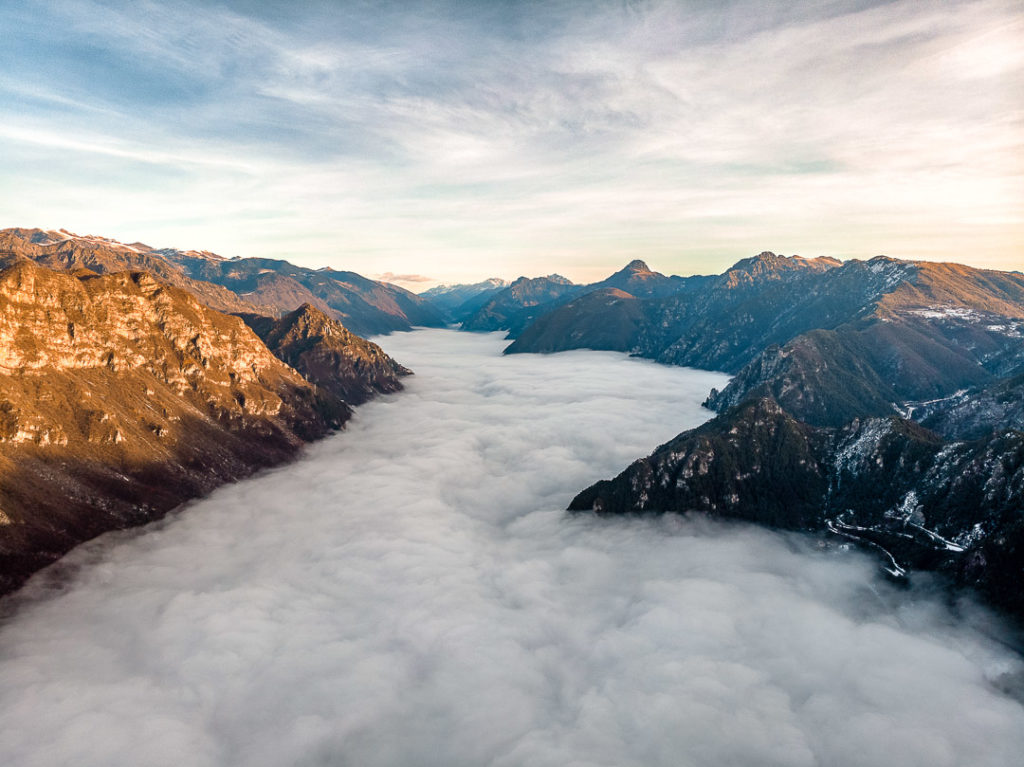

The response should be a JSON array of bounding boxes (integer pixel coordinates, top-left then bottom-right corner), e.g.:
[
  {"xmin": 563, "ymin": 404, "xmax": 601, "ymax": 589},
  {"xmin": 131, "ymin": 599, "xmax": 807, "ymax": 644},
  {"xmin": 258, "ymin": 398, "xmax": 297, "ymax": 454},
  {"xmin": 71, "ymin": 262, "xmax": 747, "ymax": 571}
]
[{"xmin": 1, "ymin": 0, "xmax": 1021, "ymax": 286}]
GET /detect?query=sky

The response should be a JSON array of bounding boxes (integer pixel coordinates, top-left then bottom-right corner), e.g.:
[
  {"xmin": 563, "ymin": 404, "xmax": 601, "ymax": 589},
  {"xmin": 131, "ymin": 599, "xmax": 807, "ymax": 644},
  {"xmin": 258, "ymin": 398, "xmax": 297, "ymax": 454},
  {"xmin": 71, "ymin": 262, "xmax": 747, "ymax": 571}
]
[
  {"xmin": 1, "ymin": 329, "xmax": 1023, "ymax": 766},
  {"xmin": 1, "ymin": 0, "xmax": 1021, "ymax": 287}
]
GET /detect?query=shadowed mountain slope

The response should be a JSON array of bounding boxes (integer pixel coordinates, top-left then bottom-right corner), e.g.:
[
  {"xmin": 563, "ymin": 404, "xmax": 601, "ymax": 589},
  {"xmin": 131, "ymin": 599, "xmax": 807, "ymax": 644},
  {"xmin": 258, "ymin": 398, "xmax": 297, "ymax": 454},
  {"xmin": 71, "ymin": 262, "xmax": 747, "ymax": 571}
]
[
  {"xmin": 568, "ymin": 254, "xmax": 1024, "ymax": 619},
  {"xmin": 419, "ymin": 278, "xmax": 509, "ymax": 323},
  {"xmin": 461, "ymin": 274, "xmax": 579, "ymax": 334},
  {"xmin": 240, "ymin": 304, "xmax": 412, "ymax": 406}
]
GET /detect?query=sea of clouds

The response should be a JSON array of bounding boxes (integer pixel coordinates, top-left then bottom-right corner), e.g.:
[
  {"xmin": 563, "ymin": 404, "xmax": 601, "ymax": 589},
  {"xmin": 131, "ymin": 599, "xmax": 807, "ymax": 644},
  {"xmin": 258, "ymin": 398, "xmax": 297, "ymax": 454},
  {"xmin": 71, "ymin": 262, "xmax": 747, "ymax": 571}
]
[{"xmin": 1, "ymin": 329, "xmax": 1022, "ymax": 767}]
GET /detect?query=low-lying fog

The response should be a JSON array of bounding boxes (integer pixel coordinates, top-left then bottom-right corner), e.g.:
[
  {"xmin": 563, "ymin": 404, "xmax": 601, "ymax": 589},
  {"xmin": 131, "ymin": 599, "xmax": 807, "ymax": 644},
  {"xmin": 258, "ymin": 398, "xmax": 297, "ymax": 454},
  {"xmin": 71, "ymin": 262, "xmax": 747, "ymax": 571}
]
[{"xmin": 1, "ymin": 329, "xmax": 1022, "ymax": 766}]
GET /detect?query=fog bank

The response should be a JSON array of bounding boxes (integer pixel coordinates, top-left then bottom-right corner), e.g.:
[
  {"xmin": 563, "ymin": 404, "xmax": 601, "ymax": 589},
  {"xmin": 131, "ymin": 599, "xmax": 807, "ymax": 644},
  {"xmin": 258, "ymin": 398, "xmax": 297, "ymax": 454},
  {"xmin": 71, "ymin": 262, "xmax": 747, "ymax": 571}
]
[{"xmin": 0, "ymin": 330, "xmax": 1022, "ymax": 766}]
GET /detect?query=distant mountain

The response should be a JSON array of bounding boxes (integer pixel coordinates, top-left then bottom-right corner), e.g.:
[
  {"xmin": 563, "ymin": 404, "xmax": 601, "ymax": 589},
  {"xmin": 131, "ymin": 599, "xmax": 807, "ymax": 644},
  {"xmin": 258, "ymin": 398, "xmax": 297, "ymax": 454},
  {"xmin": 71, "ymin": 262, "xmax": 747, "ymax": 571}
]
[
  {"xmin": 588, "ymin": 259, "xmax": 690, "ymax": 298},
  {"xmin": 508, "ymin": 252, "xmax": 851, "ymax": 366},
  {"xmin": 461, "ymin": 274, "xmax": 579, "ymax": 334},
  {"xmin": 568, "ymin": 254, "xmax": 1024, "ymax": 619},
  {"xmin": 0, "ymin": 228, "xmax": 445, "ymax": 336},
  {"xmin": 505, "ymin": 288, "xmax": 651, "ymax": 353},
  {"xmin": 419, "ymin": 277, "xmax": 509, "ymax": 322},
  {"xmin": 459, "ymin": 259, "xmax": 701, "ymax": 338},
  {"xmin": 0, "ymin": 260, "xmax": 350, "ymax": 595},
  {"xmin": 166, "ymin": 254, "xmax": 446, "ymax": 336},
  {"xmin": 240, "ymin": 304, "xmax": 412, "ymax": 406}
]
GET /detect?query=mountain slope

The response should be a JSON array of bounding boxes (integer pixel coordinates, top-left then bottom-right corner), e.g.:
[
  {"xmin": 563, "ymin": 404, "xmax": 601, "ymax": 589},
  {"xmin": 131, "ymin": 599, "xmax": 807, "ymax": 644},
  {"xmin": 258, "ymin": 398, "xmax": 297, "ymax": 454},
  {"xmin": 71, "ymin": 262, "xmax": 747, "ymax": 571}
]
[
  {"xmin": 568, "ymin": 255, "xmax": 1024, "ymax": 619},
  {"xmin": 240, "ymin": 304, "xmax": 412, "ymax": 405},
  {"xmin": 505, "ymin": 288, "xmax": 649, "ymax": 354},
  {"xmin": 419, "ymin": 278, "xmax": 509, "ymax": 322},
  {"xmin": 170, "ymin": 254, "xmax": 446, "ymax": 336},
  {"xmin": 0, "ymin": 228, "xmax": 264, "ymax": 315},
  {"xmin": 461, "ymin": 274, "xmax": 579, "ymax": 334},
  {"xmin": 570, "ymin": 397, "xmax": 1024, "ymax": 617},
  {"xmin": 0, "ymin": 260, "xmax": 352, "ymax": 595}
]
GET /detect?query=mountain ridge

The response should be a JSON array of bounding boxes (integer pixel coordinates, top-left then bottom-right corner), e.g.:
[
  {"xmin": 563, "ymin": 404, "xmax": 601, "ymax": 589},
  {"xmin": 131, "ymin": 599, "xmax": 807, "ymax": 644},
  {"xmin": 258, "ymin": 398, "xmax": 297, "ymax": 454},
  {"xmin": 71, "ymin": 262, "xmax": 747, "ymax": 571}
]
[{"xmin": 0, "ymin": 228, "xmax": 445, "ymax": 337}]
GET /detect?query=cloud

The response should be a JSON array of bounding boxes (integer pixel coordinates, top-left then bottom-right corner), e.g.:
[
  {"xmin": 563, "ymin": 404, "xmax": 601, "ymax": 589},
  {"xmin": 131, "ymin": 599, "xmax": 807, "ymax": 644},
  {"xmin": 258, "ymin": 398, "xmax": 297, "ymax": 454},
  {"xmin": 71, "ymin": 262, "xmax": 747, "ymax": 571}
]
[
  {"xmin": 0, "ymin": 330, "xmax": 1021, "ymax": 766},
  {"xmin": 376, "ymin": 272, "xmax": 433, "ymax": 285},
  {"xmin": 1, "ymin": 0, "xmax": 1022, "ymax": 277}
]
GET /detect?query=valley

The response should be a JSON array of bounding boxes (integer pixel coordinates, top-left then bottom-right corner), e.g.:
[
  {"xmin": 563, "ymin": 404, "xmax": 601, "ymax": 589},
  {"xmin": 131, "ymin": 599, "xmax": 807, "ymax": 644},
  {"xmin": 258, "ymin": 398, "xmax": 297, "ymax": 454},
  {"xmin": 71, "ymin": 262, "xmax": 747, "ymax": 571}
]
[{"xmin": 1, "ymin": 330, "xmax": 1021, "ymax": 767}]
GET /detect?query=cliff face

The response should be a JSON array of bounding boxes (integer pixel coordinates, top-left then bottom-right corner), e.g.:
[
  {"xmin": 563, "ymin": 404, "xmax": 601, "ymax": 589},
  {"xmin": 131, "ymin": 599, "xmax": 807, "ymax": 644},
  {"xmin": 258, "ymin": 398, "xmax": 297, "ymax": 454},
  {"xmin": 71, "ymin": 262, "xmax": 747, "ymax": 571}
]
[
  {"xmin": 0, "ymin": 260, "xmax": 349, "ymax": 594},
  {"xmin": 241, "ymin": 304, "xmax": 412, "ymax": 406}
]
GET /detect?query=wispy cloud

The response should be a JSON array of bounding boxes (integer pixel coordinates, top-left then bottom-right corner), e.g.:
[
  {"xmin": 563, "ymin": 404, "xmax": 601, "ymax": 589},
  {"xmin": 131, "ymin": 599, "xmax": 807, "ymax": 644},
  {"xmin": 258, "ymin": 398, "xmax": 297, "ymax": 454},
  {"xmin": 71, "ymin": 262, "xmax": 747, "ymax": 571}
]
[
  {"xmin": 376, "ymin": 272, "xmax": 433, "ymax": 285},
  {"xmin": 1, "ymin": 0, "xmax": 1021, "ymax": 280}
]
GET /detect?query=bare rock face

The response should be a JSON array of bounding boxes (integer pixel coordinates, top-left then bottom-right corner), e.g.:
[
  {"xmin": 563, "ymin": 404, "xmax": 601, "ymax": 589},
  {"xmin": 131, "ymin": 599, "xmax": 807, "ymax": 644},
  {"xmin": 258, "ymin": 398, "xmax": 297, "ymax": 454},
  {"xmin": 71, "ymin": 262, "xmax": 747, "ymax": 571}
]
[
  {"xmin": 240, "ymin": 304, "xmax": 412, "ymax": 406},
  {"xmin": 0, "ymin": 260, "xmax": 349, "ymax": 595}
]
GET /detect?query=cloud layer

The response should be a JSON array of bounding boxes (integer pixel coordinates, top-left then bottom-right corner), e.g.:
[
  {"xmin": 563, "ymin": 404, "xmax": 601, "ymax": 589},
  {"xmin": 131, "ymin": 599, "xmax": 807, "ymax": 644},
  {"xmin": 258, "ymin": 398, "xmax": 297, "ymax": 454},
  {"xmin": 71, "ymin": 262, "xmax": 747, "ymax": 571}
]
[
  {"xmin": 0, "ymin": 330, "xmax": 1022, "ymax": 766},
  {"xmin": 1, "ymin": 0, "xmax": 1021, "ymax": 281}
]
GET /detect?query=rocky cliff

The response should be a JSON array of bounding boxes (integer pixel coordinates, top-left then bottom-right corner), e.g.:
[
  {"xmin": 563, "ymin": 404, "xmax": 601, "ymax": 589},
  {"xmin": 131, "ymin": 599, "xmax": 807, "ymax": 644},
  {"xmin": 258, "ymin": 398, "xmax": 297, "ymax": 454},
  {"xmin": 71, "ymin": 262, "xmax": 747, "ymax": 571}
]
[{"xmin": 0, "ymin": 260, "xmax": 351, "ymax": 595}]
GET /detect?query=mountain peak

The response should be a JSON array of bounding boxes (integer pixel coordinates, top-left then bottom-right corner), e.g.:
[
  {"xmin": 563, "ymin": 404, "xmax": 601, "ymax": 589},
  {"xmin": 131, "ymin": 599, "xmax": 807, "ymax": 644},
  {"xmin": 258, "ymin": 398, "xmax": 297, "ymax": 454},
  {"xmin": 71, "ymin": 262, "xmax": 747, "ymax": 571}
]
[
  {"xmin": 624, "ymin": 259, "xmax": 651, "ymax": 272},
  {"xmin": 727, "ymin": 252, "xmax": 841, "ymax": 281}
]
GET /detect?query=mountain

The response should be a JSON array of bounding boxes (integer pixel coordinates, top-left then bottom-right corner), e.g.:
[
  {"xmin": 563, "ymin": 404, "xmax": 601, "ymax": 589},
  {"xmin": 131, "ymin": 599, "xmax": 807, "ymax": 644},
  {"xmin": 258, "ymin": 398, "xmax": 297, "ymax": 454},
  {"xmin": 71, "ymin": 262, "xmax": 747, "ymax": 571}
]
[
  {"xmin": 0, "ymin": 260, "xmax": 352, "ymax": 595},
  {"xmin": 0, "ymin": 228, "xmax": 445, "ymax": 336},
  {"xmin": 419, "ymin": 278, "xmax": 509, "ymax": 322},
  {"xmin": 240, "ymin": 304, "xmax": 412, "ymax": 406},
  {"xmin": 704, "ymin": 263, "xmax": 1024, "ymax": 425},
  {"xmin": 569, "ymin": 397, "xmax": 1024, "ymax": 618},
  {"xmin": 508, "ymin": 252, "xmax": 858, "ymax": 365},
  {"xmin": 501, "ymin": 261, "xmax": 706, "ymax": 354},
  {"xmin": 504, "ymin": 288, "xmax": 650, "ymax": 353},
  {"xmin": 917, "ymin": 374, "xmax": 1024, "ymax": 440},
  {"xmin": 461, "ymin": 274, "xmax": 578, "ymax": 334},
  {"xmin": 166, "ymin": 254, "xmax": 446, "ymax": 336},
  {"xmin": 568, "ymin": 255, "xmax": 1024, "ymax": 619},
  {"xmin": 0, "ymin": 228, "xmax": 264, "ymax": 316},
  {"xmin": 589, "ymin": 259, "xmax": 690, "ymax": 298}
]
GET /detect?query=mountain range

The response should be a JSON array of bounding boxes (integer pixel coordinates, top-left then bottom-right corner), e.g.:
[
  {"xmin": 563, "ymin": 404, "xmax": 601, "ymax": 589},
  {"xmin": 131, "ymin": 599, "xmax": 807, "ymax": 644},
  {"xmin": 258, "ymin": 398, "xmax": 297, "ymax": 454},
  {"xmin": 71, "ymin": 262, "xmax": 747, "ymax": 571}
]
[
  {"xmin": 0, "ymin": 228, "xmax": 445, "ymax": 336},
  {"xmin": 424, "ymin": 252, "xmax": 1024, "ymax": 617},
  {"xmin": 3, "ymin": 226, "xmax": 1023, "ymax": 620},
  {"xmin": 0, "ymin": 231, "xmax": 415, "ymax": 595},
  {"xmin": 496, "ymin": 253, "xmax": 1024, "ymax": 617}
]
